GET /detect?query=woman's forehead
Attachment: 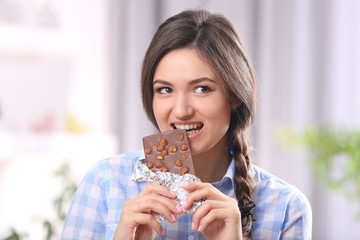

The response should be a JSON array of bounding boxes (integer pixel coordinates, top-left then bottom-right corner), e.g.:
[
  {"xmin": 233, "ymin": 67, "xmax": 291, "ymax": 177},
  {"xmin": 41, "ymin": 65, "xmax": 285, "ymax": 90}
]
[{"xmin": 153, "ymin": 48, "xmax": 217, "ymax": 80}]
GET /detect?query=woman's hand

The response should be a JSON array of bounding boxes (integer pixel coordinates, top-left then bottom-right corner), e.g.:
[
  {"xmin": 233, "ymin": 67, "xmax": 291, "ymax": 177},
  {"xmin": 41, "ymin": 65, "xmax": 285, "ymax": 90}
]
[
  {"xmin": 113, "ymin": 183, "xmax": 183, "ymax": 240},
  {"xmin": 182, "ymin": 182, "xmax": 242, "ymax": 240}
]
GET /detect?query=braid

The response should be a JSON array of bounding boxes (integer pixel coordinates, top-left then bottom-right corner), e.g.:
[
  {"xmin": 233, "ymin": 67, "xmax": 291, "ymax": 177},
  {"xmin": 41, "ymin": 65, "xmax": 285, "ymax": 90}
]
[{"xmin": 231, "ymin": 131, "xmax": 255, "ymax": 238}]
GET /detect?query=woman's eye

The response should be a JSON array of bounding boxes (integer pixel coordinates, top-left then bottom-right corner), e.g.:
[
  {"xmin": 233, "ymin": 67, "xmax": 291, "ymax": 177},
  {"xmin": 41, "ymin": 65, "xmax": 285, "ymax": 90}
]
[
  {"xmin": 194, "ymin": 86, "xmax": 211, "ymax": 94},
  {"xmin": 156, "ymin": 87, "xmax": 173, "ymax": 94}
]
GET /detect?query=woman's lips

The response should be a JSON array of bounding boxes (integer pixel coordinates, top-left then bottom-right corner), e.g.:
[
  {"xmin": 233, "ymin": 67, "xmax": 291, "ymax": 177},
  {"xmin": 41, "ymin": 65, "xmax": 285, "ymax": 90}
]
[{"xmin": 171, "ymin": 122, "xmax": 204, "ymax": 140}]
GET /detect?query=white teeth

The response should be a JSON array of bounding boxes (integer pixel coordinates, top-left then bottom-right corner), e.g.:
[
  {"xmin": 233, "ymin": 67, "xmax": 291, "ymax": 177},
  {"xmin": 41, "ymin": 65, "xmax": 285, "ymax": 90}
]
[
  {"xmin": 174, "ymin": 123, "xmax": 203, "ymax": 133},
  {"xmin": 186, "ymin": 129, "xmax": 200, "ymax": 135}
]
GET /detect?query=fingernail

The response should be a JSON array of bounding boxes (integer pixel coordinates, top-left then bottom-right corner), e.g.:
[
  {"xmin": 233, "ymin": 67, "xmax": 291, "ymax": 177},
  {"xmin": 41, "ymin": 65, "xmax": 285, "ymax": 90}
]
[
  {"xmin": 176, "ymin": 205, "xmax": 183, "ymax": 212},
  {"xmin": 170, "ymin": 190, "xmax": 177, "ymax": 196},
  {"xmin": 198, "ymin": 225, "xmax": 202, "ymax": 232},
  {"xmin": 162, "ymin": 230, "xmax": 165, "ymax": 236},
  {"xmin": 192, "ymin": 222, "xmax": 196, "ymax": 230},
  {"xmin": 171, "ymin": 214, "xmax": 177, "ymax": 222}
]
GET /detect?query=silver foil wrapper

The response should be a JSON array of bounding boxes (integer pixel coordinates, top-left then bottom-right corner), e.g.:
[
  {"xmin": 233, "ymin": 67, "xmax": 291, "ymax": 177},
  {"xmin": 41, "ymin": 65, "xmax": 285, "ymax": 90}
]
[{"xmin": 131, "ymin": 159, "xmax": 203, "ymax": 220}]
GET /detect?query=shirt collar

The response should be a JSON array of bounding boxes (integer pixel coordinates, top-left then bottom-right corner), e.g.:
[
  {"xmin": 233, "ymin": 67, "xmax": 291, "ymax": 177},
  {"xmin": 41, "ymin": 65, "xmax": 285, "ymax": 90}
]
[{"xmin": 211, "ymin": 159, "xmax": 235, "ymax": 192}]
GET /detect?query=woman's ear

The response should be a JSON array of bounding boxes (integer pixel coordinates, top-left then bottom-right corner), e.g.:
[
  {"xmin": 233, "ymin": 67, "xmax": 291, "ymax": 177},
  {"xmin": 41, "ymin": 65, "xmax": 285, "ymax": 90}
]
[{"xmin": 230, "ymin": 95, "xmax": 242, "ymax": 109}]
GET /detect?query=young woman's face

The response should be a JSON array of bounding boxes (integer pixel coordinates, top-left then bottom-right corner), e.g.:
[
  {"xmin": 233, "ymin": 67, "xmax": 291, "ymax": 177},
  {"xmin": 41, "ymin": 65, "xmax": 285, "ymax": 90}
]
[{"xmin": 152, "ymin": 48, "xmax": 232, "ymax": 156}]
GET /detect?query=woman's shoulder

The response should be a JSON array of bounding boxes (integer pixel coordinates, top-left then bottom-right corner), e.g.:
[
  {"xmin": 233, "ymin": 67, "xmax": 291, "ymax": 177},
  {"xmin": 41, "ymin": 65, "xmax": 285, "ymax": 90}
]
[
  {"xmin": 250, "ymin": 164, "xmax": 311, "ymax": 210},
  {"xmin": 251, "ymin": 164, "xmax": 301, "ymax": 192},
  {"xmin": 250, "ymin": 164, "xmax": 312, "ymax": 238},
  {"xmin": 250, "ymin": 164, "xmax": 313, "ymax": 238}
]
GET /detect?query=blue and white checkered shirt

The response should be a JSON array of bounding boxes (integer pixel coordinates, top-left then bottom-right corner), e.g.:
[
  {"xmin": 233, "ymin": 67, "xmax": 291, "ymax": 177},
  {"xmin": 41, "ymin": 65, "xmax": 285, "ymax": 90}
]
[{"xmin": 61, "ymin": 151, "xmax": 312, "ymax": 239}]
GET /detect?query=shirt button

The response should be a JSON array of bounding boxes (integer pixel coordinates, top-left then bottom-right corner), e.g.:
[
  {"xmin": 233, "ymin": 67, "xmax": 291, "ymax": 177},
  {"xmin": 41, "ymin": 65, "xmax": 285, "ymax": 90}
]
[{"xmin": 188, "ymin": 235, "xmax": 194, "ymax": 240}]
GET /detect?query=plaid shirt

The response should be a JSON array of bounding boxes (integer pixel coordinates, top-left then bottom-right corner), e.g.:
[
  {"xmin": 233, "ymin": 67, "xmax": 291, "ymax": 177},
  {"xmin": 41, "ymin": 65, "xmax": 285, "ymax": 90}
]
[{"xmin": 61, "ymin": 151, "xmax": 312, "ymax": 240}]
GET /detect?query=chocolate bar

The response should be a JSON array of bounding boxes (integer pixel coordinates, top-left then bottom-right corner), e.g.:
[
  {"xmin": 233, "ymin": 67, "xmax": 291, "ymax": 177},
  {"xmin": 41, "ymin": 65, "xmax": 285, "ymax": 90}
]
[{"xmin": 142, "ymin": 129, "xmax": 195, "ymax": 176}]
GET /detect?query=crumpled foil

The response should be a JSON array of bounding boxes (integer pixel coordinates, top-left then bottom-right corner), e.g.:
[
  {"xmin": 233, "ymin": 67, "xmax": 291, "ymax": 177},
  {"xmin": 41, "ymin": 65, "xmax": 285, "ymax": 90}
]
[{"xmin": 131, "ymin": 159, "xmax": 204, "ymax": 220}]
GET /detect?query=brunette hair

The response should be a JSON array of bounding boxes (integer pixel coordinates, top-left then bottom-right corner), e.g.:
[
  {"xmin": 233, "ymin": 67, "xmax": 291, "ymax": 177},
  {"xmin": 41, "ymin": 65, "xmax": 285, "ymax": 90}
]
[{"xmin": 141, "ymin": 9, "xmax": 256, "ymax": 237}]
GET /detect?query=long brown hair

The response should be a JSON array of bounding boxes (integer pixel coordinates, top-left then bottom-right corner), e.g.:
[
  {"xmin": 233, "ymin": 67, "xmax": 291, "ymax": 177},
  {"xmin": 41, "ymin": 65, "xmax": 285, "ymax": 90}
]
[{"xmin": 141, "ymin": 9, "xmax": 256, "ymax": 237}]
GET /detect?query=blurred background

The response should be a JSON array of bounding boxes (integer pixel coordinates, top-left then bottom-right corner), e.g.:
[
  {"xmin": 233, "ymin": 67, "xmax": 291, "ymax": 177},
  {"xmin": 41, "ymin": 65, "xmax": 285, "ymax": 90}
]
[{"xmin": 0, "ymin": 0, "xmax": 359, "ymax": 239}]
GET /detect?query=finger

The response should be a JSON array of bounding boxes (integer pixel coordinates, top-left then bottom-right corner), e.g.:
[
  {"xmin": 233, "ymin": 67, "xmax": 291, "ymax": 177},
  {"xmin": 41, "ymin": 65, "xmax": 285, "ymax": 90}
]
[
  {"xmin": 133, "ymin": 213, "xmax": 165, "ymax": 236},
  {"xmin": 182, "ymin": 182, "xmax": 207, "ymax": 191},
  {"xmin": 148, "ymin": 192, "xmax": 183, "ymax": 215},
  {"xmin": 197, "ymin": 208, "xmax": 227, "ymax": 232},
  {"xmin": 182, "ymin": 183, "xmax": 223, "ymax": 210},
  {"xmin": 137, "ymin": 196, "xmax": 179, "ymax": 223},
  {"xmin": 141, "ymin": 183, "xmax": 177, "ymax": 199},
  {"xmin": 191, "ymin": 199, "xmax": 223, "ymax": 230},
  {"xmin": 139, "ymin": 184, "xmax": 183, "ymax": 215},
  {"xmin": 135, "ymin": 224, "xmax": 160, "ymax": 239},
  {"xmin": 197, "ymin": 202, "xmax": 241, "ymax": 233}
]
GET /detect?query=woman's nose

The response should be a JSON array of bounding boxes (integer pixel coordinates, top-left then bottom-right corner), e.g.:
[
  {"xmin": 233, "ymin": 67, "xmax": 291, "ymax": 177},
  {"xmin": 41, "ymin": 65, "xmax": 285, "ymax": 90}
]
[{"xmin": 173, "ymin": 94, "xmax": 194, "ymax": 119}]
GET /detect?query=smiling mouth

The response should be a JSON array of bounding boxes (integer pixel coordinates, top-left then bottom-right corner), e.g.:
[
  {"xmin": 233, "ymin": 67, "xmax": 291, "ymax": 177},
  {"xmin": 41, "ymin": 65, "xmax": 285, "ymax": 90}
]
[{"xmin": 171, "ymin": 123, "xmax": 204, "ymax": 135}]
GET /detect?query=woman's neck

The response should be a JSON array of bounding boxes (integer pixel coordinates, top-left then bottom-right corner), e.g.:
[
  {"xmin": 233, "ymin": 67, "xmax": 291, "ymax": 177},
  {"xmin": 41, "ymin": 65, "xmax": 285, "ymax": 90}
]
[{"xmin": 192, "ymin": 136, "xmax": 232, "ymax": 183}]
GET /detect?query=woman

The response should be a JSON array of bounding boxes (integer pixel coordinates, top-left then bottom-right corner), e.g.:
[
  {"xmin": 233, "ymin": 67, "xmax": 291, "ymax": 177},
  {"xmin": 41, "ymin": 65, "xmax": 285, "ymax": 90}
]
[{"xmin": 62, "ymin": 9, "xmax": 312, "ymax": 240}]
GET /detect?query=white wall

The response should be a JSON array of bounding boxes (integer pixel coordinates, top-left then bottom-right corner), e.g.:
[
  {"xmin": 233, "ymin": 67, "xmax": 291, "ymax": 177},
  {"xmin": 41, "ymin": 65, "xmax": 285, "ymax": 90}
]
[
  {"xmin": 0, "ymin": 0, "xmax": 117, "ymax": 239},
  {"xmin": 0, "ymin": 0, "xmax": 110, "ymax": 133}
]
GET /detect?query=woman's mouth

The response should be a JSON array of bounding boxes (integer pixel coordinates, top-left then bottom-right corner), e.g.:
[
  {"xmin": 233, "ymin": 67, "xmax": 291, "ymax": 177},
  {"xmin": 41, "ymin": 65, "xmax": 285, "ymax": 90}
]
[{"xmin": 171, "ymin": 123, "xmax": 204, "ymax": 135}]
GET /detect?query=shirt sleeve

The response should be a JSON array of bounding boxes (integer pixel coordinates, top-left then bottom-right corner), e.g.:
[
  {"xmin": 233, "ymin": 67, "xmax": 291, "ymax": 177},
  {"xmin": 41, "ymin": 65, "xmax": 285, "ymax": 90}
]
[
  {"xmin": 281, "ymin": 190, "xmax": 312, "ymax": 240},
  {"xmin": 61, "ymin": 164, "xmax": 108, "ymax": 240}
]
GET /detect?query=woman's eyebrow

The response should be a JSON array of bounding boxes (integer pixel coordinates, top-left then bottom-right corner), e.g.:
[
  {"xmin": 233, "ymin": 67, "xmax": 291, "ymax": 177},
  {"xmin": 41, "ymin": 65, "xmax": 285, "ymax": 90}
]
[
  {"xmin": 153, "ymin": 77, "xmax": 216, "ymax": 86},
  {"xmin": 189, "ymin": 77, "xmax": 216, "ymax": 85},
  {"xmin": 153, "ymin": 79, "xmax": 173, "ymax": 86}
]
